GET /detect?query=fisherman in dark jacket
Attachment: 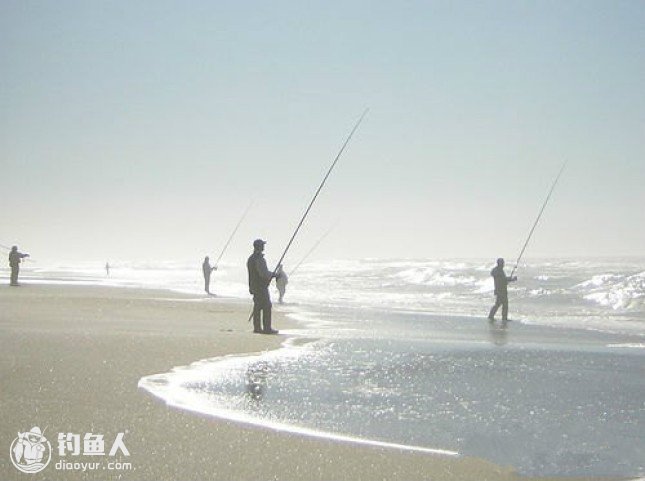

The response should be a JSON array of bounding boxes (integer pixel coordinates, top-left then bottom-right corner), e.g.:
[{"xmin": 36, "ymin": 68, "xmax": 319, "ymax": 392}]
[
  {"xmin": 8, "ymin": 246, "xmax": 29, "ymax": 286},
  {"xmin": 202, "ymin": 256, "xmax": 217, "ymax": 295},
  {"xmin": 488, "ymin": 258, "xmax": 517, "ymax": 322},
  {"xmin": 275, "ymin": 265, "xmax": 288, "ymax": 304},
  {"xmin": 247, "ymin": 239, "xmax": 279, "ymax": 334}
]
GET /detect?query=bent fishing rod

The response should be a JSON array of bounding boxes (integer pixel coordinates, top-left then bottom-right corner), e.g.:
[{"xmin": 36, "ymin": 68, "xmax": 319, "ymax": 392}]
[
  {"xmin": 213, "ymin": 200, "xmax": 254, "ymax": 269},
  {"xmin": 290, "ymin": 221, "xmax": 338, "ymax": 276},
  {"xmin": 510, "ymin": 160, "xmax": 568, "ymax": 278},
  {"xmin": 248, "ymin": 108, "xmax": 369, "ymax": 321}
]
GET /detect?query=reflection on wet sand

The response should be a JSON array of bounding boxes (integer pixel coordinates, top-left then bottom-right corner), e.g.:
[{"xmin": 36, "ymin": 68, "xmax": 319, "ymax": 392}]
[
  {"xmin": 488, "ymin": 321, "xmax": 509, "ymax": 346},
  {"xmin": 246, "ymin": 361, "xmax": 270, "ymax": 401}
]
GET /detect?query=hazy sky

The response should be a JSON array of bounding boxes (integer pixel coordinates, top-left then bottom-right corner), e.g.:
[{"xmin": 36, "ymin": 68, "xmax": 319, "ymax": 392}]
[{"xmin": 1, "ymin": 1, "xmax": 644, "ymax": 264}]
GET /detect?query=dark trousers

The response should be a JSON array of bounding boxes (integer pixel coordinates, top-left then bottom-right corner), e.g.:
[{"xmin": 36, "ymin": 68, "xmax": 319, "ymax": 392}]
[
  {"xmin": 10, "ymin": 266, "xmax": 19, "ymax": 286},
  {"xmin": 252, "ymin": 290, "xmax": 272, "ymax": 332},
  {"xmin": 204, "ymin": 274, "xmax": 211, "ymax": 293},
  {"xmin": 489, "ymin": 293, "xmax": 509, "ymax": 321}
]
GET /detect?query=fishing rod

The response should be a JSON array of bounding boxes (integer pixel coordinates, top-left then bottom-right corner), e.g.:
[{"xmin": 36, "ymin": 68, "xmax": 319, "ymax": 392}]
[
  {"xmin": 510, "ymin": 160, "xmax": 568, "ymax": 278},
  {"xmin": 248, "ymin": 108, "xmax": 369, "ymax": 321},
  {"xmin": 271, "ymin": 109, "xmax": 368, "ymax": 275},
  {"xmin": 213, "ymin": 200, "xmax": 254, "ymax": 269},
  {"xmin": 289, "ymin": 221, "xmax": 338, "ymax": 276}
]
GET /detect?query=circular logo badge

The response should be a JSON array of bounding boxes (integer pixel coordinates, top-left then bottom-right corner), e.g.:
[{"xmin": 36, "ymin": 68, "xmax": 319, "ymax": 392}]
[{"xmin": 10, "ymin": 427, "xmax": 52, "ymax": 474}]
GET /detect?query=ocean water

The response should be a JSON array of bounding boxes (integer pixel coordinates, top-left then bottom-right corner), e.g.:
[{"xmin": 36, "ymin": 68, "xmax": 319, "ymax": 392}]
[
  {"xmin": 285, "ymin": 257, "xmax": 645, "ymax": 336},
  {"xmin": 6, "ymin": 257, "xmax": 645, "ymax": 476},
  {"xmin": 140, "ymin": 331, "xmax": 644, "ymax": 477},
  {"xmin": 10, "ymin": 257, "xmax": 645, "ymax": 335}
]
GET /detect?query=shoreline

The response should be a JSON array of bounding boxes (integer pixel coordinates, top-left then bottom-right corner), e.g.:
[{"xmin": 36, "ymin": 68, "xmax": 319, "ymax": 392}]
[
  {"xmin": 140, "ymin": 296, "xmax": 645, "ymax": 479},
  {"xmin": 5, "ymin": 257, "xmax": 645, "ymax": 340},
  {"xmin": 0, "ymin": 282, "xmax": 635, "ymax": 480}
]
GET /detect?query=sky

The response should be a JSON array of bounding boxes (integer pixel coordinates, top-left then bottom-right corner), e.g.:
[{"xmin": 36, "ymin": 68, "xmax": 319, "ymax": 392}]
[{"xmin": 1, "ymin": 0, "xmax": 644, "ymax": 265}]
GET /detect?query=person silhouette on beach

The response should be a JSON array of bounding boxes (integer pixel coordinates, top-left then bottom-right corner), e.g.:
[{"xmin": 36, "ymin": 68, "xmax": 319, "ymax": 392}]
[
  {"xmin": 105, "ymin": 262, "xmax": 110, "ymax": 277},
  {"xmin": 488, "ymin": 258, "xmax": 517, "ymax": 323},
  {"xmin": 202, "ymin": 256, "xmax": 217, "ymax": 295},
  {"xmin": 275, "ymin": 265, "xmax": 288, "ymax": 304},
  {"xmin": 247, "ymin": 239, "xmax": 279, "ymax": 334},
  {"xmin": 8, "ymin": 246, "xmax": 29, "ymax": 286}
]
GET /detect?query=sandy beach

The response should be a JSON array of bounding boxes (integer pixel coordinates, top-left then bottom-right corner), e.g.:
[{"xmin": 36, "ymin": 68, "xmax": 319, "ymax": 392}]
[
  {"xmin": 3, "ymin": 0, "xmax": 645, "ymax": 478},
  {"xmin": 2, "ymin": 283, "xmax": 624, "ymax": 481}
]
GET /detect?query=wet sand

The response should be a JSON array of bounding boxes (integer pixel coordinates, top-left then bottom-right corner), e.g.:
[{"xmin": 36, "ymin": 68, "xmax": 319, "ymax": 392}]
[{"xmin": 0, "ymin": 284, "xmax": 626, "ymax": 480}]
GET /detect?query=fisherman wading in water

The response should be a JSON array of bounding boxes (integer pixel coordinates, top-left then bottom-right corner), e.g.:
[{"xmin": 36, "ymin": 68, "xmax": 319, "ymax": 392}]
[
  {"xmin": 275, "ymin": 265, "xmax": 288, "ymax": 304},
  {"xmin": 488, "ymin": 258, "xmax": 517, "ymax": 323}
]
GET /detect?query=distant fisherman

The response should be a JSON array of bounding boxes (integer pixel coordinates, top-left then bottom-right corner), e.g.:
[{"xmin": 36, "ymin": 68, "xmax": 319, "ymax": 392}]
[
  {"xmin": 247, "ymin": 239, "xmax": 279, "ymax": 334},
  {"xmin": 275, "ymin": 265, "xmax": 288, "ymax": 304},
  {"xmin": 202, "ymin": 256, "xmax": 217, "ymax": 295},
  {"xmin": 105, "ymin": 262, "xmax": 110, "ymax": 277},
  {"xmin": 488, "ymin": 258, "xmax": 517, "ymax": 322},
  {"xmin": 8, "ymin": 246, "xmax": 29, "ymax": 286}
]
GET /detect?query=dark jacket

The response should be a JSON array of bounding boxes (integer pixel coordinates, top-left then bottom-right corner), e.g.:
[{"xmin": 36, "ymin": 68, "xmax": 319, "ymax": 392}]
[
  {"xmin": 247, "ymin": 251, "xmax": 272, "ymax": 295},
  {"xmin": 202, "ymin": 260, "xmax": 212, "ymax": 277},
  {"xmin": 9, "ymin": 251, "xmax": 28, "ymax": 268},
  {"xmin": 491, "ymin": 265, "xmax": 510, "ymax": 297}
]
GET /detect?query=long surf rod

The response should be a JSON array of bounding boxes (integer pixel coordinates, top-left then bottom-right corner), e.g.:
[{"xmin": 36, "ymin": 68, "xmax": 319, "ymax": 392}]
[
  {"xmin": 271, "ymin": 109, "xmax": 368, "ymax": 275},
  {"xmin": 289, "ymin": 221, "xmax": 338, "ymax": 276},
  {"xmin": 248, "ymin": 108, "xmax": 369, "ymax": 321},
  {"xmin": 510, "ymin": 160, "xmax": 568, "ymax": 278},
  {"xmin": 213, "ymin": 200, "xmax": 254, "ymax": 269}
]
